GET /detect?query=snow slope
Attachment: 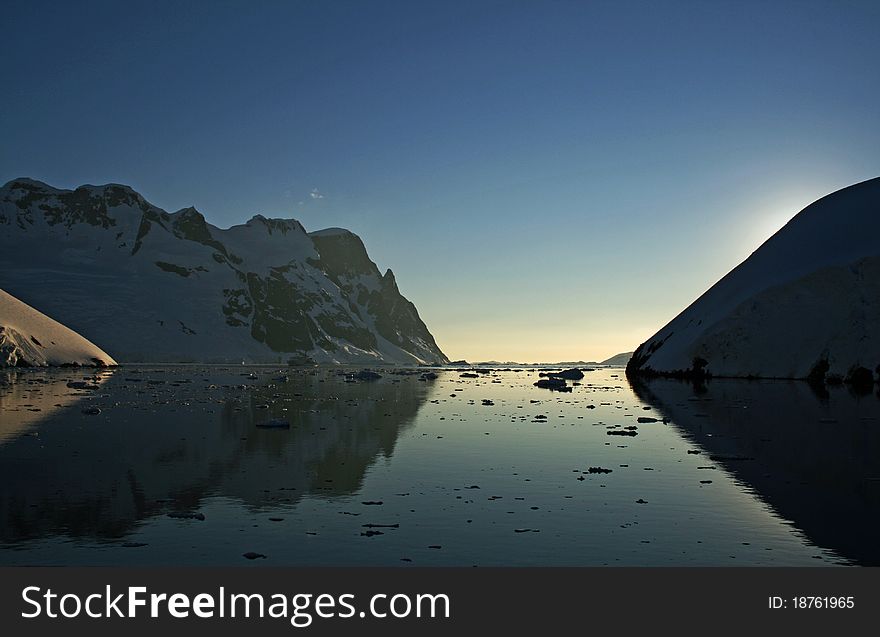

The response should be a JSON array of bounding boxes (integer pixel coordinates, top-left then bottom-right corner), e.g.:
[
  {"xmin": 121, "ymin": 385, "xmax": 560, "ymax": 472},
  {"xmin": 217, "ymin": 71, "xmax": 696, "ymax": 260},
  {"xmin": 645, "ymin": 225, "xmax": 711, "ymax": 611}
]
[
  {"xmin": 0, "ymin": 179, "xmax": 447, "ymax": 365},
  {"xmin": 0, "ymin": 289, "xmax": 116, "ymax": 367},
  {"xmin": 627, "ymin": 177, "xmax": 880, "ymax": 380}
]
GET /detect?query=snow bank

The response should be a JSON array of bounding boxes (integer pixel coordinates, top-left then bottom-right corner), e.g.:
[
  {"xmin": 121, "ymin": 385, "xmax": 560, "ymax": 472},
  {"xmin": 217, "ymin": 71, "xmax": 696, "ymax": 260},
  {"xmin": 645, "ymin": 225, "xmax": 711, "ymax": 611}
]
[{"xmin": 0, "ymin": 289, "xmax": 117, "ymax": 367}]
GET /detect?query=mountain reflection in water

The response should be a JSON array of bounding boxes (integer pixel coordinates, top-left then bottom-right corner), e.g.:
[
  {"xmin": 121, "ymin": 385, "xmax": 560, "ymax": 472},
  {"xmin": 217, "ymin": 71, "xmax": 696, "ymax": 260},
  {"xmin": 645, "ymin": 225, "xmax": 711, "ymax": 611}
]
[
  {"xmin": 0, "ymin": 367, "xmax": 427, "ymax": 544},
  {"xmin": 0, "ymin": 366, "xmax": 876, "ymax": 565},
  {"xmin": 630, "ymin": 377, "xmax": 880, "ymax": 565}
]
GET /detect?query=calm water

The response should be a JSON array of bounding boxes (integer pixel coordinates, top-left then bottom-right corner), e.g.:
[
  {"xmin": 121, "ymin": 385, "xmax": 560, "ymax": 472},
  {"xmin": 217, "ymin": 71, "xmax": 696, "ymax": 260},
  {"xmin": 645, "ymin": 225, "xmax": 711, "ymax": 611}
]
[{"xmin": 0, "ymin": 366, "xmax": 877, "ymax": 566}]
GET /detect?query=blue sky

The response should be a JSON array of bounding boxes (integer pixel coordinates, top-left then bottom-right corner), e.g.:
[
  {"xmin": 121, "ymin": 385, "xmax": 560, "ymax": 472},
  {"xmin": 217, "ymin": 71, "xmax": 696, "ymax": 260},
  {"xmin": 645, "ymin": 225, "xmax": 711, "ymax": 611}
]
[{"xmin": 2, "ymin": 0, "xmax": 878, "ymax": 361}]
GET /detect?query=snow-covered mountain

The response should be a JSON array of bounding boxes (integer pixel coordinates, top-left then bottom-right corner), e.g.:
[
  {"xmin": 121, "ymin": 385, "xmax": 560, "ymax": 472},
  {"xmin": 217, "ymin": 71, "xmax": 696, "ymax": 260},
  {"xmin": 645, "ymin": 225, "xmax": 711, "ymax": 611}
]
[
  {"xmin": 627, "ymin": 177, "xmax": 880, "ymax": 381},
  {"xmin": 0, "ymin": 288, "xmax": 116, "ymax": 367},
  {"xmin": 0, "ymin": 179, "xmax": 448, "ymax": 365}
]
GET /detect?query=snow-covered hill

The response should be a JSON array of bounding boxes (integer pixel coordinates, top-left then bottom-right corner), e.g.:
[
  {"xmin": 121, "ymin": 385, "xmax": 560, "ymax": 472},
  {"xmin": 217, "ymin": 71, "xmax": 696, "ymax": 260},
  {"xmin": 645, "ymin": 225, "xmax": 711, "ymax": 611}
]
[
  {"xmin": 627, "ymin": 177, "xmax": 880, "ymax": 381},
  {"xmin": 0, "ymin": 179, "xmax": 448, "ymax": 365},
  {"xmin": 0, "ymin": 288, "xmax": 116, "ymax": 367}
]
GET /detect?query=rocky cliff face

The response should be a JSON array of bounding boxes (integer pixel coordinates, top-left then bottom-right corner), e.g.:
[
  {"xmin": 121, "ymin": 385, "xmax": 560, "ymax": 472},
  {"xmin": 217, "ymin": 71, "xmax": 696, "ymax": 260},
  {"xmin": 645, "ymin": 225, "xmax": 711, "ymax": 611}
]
[
  {"xmin": 0, "ymin": 179, "xmax": 448, "ymax": 364},
  {"xmin": 627, "ymin": 177, "xmax": 880, "ymax": 382}
]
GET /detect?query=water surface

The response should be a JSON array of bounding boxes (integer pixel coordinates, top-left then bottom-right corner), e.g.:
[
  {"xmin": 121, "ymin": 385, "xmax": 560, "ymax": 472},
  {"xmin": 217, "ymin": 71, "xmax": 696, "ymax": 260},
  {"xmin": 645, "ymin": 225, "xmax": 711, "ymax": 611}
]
[{"xmin": 1, "ymin": 366, "xmax": 877, "ymax": 565}]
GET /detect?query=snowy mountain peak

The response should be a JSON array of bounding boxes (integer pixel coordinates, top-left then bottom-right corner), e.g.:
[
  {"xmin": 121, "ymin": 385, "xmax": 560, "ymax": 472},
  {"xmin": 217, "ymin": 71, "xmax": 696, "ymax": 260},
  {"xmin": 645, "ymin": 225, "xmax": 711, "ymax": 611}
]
[
  {"xmin": 0, "ymin": 179, "xmax": 448, "ymax": 365},
  {"xmin": 243, "ymin": 214, "xmax": 306, "ymax": 236},
  {"xmin": 2, "ymin": 177, "xmax": 59, "ymax": 192},
  {"xmin": 77, "ymin": 182, "xmax": 140, "ymax": 195},
  {"xmin": 173, "ymin": 205, "xmax": 203, "ymax": 218},
  {"xmin": 309, "ymin": 227, "xmax": 353, "ymax": 238}
]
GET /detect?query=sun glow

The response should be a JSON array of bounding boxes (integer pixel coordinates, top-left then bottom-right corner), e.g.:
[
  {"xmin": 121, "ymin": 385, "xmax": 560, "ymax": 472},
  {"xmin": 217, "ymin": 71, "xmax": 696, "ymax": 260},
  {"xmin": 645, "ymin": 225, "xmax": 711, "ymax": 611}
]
[{"xmin": 740, "ymin": 192, "xmax": 818, "ymax": 256}]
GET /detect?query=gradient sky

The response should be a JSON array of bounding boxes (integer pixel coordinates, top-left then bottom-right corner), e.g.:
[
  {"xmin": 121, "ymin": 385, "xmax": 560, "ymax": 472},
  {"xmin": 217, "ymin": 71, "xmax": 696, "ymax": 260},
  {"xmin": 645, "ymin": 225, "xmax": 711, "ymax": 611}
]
[{"xmin": 2, "ymin": 0, "xmax": 879, "ymax": 362}]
